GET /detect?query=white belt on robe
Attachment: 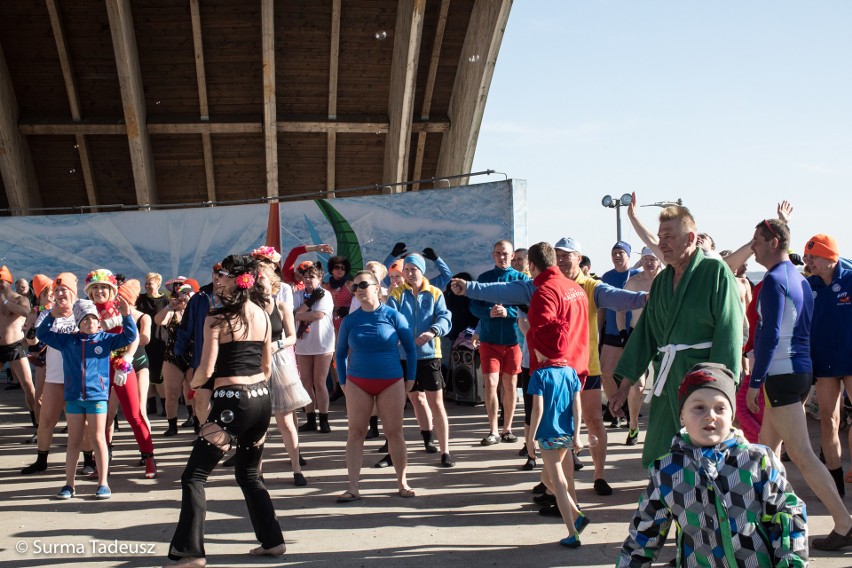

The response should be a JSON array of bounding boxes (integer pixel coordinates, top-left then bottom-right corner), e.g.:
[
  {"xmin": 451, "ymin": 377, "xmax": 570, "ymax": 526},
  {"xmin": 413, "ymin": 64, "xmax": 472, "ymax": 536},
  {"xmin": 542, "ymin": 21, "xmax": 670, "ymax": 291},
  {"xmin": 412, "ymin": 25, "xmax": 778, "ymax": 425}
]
[{"xmin": 645, "ymin": 342, "xmax": 714, "ymax": 403}]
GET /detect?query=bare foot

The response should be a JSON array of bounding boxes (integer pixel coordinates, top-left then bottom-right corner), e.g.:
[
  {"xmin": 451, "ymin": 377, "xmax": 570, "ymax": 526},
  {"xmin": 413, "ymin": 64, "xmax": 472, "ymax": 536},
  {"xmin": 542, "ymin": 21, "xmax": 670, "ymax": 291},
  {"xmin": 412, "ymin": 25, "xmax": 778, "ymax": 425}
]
[
  {"xmin": 249, "ymin": 543, "xmax": 286, "ymax": 556},
  {"xmin": 162, "ymin": 557, "xmax": 206, "ymax": 567}
]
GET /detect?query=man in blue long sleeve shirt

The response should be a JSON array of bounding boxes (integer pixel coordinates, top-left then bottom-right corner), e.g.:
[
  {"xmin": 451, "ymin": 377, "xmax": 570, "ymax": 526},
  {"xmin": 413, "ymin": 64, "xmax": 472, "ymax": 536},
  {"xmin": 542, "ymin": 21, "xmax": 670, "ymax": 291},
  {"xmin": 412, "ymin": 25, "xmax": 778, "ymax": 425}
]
[{"xmin": 469, "ymin": 240, "xmax": 530, "ymax": 446}]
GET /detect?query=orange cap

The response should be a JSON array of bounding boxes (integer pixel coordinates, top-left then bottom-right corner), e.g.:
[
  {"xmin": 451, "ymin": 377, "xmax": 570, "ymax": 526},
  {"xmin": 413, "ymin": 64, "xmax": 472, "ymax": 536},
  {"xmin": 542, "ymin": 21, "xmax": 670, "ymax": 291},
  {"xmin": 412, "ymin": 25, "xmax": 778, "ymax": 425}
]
[
  {"xmin": 183, "ymin": 278, "xmax": 200, "ymax": 293},
  {"xmin": 117, "ymin": 278, "xmax": 141, "ymax": 306},
  {"xmin": 804, "ymin": 234, "xmax": 840, "ymax": 262},
  {"xmin": 32, "ymin": 274, "xmax": 54, "ymax": 301},
  {"xmin": 0, "ymin": 265, "xmax": 12, "ymax": 284},
  {"xmin": 52, "ymin": 272, "xmax": 79, "ymax": 295},
  {"xmin": 389, "ymin": 259, "xmax": 404, "ymax": 276}
]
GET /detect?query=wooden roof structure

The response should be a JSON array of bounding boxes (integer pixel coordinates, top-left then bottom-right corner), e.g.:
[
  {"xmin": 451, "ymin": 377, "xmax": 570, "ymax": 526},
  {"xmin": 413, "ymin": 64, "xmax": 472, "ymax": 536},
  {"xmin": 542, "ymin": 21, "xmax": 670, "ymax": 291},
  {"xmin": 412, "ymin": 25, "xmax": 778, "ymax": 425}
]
[{"xmin": 0, "ymin": 0, "xmax": 511, "ymax": 215}]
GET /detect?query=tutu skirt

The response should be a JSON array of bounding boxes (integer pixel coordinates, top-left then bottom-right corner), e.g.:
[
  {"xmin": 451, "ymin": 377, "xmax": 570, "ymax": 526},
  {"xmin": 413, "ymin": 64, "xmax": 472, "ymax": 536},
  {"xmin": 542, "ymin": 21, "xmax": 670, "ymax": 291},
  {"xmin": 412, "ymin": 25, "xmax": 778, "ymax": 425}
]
[{"xmin": 269, "ymin": 346, "xmax": 312, "ymax": 413}]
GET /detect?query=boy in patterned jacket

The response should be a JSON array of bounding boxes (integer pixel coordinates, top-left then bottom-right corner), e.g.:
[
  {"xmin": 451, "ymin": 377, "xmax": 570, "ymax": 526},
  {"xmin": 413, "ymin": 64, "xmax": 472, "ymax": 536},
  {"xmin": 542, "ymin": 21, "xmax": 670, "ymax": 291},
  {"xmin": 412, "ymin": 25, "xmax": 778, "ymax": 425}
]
[{"xmin": 617, "ymin": 362, "xmax": 807, "ymax": 568}]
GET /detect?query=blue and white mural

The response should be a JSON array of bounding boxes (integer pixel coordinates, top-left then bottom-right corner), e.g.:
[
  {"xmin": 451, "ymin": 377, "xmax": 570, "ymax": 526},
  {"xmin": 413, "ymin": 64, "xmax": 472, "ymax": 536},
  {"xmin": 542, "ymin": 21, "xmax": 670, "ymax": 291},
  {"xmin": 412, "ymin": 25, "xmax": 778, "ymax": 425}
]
[{"xmin": 0, "ymin": 179, "xmax": 527, "ymax": 285}]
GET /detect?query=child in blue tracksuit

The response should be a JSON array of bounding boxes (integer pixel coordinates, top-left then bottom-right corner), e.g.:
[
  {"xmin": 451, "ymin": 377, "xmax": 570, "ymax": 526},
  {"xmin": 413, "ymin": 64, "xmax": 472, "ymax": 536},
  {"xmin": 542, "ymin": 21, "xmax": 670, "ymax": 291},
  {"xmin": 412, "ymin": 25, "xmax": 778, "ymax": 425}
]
[{"xmin": 37, "ymin": 297, "xmax": 137, "ymax": 500}]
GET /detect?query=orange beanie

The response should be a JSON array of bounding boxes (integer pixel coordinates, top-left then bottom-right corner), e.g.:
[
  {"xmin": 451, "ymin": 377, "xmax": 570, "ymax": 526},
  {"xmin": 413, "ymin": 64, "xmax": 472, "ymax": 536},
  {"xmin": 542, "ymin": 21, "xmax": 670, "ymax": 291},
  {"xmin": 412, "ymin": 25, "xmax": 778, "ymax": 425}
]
[
  {"xmin": 117, "ymin": 279, "xmax": 141, "ymax": 306},
  {"xmin": 32, "ymin": 274, "xmax": 54, "ymax": 301},
  {"xmin": 0, "ymin": 265, "xmax": 12, "ymax": 284},
  {"xmin": 804, "ymin": 234, "xmax": 840, "ymax": 262}
]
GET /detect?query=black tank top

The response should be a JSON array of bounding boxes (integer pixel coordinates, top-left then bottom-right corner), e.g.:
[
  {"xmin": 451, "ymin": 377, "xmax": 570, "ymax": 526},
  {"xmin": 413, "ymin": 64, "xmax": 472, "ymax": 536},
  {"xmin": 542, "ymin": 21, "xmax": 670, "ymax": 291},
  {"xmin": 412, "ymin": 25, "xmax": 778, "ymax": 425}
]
[
  {"xmin": 269, "ymin": 305, "xmax": 283, "ymax": 342},
  {"xmin": 212, "ymin": 315, "xmax": 268, "ymax": 377}
]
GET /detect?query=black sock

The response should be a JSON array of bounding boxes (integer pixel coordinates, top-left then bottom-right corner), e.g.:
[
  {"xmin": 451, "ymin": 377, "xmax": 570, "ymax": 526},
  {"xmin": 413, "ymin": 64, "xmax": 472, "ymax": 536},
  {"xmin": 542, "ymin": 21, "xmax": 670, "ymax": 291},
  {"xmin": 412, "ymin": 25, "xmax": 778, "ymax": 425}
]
[
  {"xmin": 82, "ymin": 450, "xmax": 95, "ymax": 467},
  {"xmin": 369, "ymin": 416, "xmax": 378, "ymax": 431},
  {"xmin": 35, "ymin": 450, "xmax": 49, "ymax": 465},
  {"xmin": 830, "ymin": 467, "xmax": 845, "ymax": 497},
  {"xmin": 421, "ymin": 430, "xmax": 434, "ymax": 445},
  {"xmin": 168, "ymin": 417, "xmax": 178, "ymax": 429}
]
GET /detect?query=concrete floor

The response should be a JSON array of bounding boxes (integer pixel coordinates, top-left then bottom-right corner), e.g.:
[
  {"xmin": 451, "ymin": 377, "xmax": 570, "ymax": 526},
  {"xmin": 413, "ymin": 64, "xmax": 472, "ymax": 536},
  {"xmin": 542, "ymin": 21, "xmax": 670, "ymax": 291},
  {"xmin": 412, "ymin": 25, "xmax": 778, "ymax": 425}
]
[{"xmin": 1, "ymin": 384, "xmax": 850, "ymax": 568}]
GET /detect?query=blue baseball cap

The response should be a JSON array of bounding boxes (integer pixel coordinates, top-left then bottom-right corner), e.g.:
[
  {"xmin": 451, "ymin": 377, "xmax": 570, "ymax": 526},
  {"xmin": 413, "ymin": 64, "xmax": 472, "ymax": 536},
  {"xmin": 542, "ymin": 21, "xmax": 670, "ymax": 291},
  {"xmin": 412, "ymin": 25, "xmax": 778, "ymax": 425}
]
[{"xmin": 554, "ymin": 237, "xmax": 582, "ymax": 255}]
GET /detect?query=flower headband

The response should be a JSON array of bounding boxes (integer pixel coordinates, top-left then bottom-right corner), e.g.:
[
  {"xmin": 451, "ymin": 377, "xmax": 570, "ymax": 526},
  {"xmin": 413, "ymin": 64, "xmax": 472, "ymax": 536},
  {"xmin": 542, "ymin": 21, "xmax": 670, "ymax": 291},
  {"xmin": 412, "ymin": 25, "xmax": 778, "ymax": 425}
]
[
  {"xmin": 85, "ymin": 269, "xmax": 118, "ymax": 291},
  {"xmin": 235, "ymin": 273, "xmax": 256, "ymax": 289},
  {"xmin": 251, "ymin": 246, "xmax": 281, "ymax": 265}
]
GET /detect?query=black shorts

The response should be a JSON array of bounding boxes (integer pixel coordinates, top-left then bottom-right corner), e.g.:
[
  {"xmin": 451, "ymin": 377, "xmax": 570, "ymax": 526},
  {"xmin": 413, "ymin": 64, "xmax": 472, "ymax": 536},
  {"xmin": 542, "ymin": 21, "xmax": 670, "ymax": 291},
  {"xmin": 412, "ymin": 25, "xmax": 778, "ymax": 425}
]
[
  {"xmin": 764, "ymin": 372, "xmax": 812, "ymax": 408},
  {"xmin": 601, "ymin": 333, "xmax": 626, "ymax": 348},
  {"xmin": 401, "ymin": 359, "xmax": 446, "ymax": 392},
  {"xmin": 165, "ymin": 353, "xmax": 191, "ymax": 373},
  {"xmin": 133, "ymin": 353, "xmax": 150, "ymax": 373},
  {"xmin": 582, "ymin": 374, "xmax": 602, "ymax": 391},
  {"xmin": 0, "ymin": 339, "xmax": 28, "ymax": 363}
]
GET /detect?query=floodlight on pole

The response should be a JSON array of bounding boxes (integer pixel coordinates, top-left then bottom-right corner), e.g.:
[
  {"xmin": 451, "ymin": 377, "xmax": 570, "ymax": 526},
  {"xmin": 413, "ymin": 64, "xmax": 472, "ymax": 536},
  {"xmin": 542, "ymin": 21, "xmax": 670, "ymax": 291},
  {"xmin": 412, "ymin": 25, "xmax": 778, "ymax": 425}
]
[{"xmin": 600, "ymin": 193, "xmax": 633, "ymax": 241}]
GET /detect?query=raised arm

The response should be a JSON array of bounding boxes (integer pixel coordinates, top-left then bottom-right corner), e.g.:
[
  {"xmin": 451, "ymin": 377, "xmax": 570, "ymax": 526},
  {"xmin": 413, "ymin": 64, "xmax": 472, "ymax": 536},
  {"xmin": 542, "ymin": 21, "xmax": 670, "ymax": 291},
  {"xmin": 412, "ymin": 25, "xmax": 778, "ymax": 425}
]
[{"xmin": 627, "ymin": 192, "xmax": 664, "ymax": 260}]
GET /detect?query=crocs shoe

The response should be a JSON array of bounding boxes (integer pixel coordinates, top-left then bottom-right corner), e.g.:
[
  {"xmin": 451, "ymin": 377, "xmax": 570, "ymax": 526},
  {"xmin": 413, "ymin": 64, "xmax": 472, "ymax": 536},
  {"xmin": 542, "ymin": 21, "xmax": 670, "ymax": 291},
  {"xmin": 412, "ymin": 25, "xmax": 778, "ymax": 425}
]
[
  {"xmin": 95, "ymin": 485, "xmax": 112, "ymax": 499},
  {"xmin": 56, "ymin": 485, "xmax": 75, "ymax": 500}
]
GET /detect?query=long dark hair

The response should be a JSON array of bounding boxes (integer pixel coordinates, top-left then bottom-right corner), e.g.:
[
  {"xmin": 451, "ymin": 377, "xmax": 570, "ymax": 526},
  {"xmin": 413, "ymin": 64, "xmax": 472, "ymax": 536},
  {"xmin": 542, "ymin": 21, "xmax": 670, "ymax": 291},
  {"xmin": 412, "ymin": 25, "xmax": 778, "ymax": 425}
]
[{"xmin": 210, "ymin": 254, "xmax": 264, "ymax": 336}]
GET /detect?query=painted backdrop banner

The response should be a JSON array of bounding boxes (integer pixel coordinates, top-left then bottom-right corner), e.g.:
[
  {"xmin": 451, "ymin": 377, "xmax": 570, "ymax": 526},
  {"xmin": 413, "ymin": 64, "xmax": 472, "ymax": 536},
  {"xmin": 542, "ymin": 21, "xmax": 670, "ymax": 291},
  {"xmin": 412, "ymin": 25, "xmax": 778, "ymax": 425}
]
[{"xmin": 0, "ymin": 180, "xmax": 527, "ymax": 285}]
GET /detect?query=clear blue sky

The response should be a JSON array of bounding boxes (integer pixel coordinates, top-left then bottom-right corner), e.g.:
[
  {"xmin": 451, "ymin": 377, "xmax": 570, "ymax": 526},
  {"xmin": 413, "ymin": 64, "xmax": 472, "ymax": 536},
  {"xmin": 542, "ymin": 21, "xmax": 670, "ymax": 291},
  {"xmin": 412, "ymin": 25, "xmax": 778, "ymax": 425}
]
[{"xmin": 472, "ymin": 1, "xmax": 852, "ymax": 274}]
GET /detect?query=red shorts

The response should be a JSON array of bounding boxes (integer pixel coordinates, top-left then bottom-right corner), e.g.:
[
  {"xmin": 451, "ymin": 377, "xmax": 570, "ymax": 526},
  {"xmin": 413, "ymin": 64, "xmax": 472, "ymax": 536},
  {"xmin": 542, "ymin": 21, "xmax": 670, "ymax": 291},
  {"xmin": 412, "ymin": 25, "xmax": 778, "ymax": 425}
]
[{"xmin": 479, "ymin": 343, "xmax": 522, "ymax": 375}]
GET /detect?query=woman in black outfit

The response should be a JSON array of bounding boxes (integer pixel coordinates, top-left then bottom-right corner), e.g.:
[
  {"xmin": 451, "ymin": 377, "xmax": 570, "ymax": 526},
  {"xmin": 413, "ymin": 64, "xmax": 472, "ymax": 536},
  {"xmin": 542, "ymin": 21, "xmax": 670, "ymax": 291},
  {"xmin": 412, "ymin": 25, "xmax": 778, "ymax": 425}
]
[{"xmin": 166, "ymin": 254, "xmax": 285, "ymax": 567}]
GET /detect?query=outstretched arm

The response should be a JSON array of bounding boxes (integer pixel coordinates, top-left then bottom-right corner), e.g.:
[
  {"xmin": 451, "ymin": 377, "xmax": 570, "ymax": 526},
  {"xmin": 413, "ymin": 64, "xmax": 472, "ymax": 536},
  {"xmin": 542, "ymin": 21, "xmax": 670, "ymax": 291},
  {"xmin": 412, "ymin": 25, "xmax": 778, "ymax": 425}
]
[{"xmin": 627, "ymin": 192, "xmax": 664, "ymax": 260}]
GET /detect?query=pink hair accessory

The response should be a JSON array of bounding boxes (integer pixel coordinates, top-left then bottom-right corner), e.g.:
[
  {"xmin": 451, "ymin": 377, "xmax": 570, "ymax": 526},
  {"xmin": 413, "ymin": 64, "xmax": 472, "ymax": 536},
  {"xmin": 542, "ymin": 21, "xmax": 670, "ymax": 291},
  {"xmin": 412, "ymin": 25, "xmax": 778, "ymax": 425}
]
[
  {"xmin": 235, "ymin": 273, "xmax": 256, "ymax": 289},
  {"xmin": 251, "ymin": 246, "xmax": 281, "ymax": 264}
]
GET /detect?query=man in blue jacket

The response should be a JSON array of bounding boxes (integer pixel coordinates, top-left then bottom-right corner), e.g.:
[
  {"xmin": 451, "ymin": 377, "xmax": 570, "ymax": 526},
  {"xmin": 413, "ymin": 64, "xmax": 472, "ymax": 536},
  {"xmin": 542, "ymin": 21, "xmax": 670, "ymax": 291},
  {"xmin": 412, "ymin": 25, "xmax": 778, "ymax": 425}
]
[{"xmin": 469, "ymin": 240, "xmax": 530, "ymax": 446}]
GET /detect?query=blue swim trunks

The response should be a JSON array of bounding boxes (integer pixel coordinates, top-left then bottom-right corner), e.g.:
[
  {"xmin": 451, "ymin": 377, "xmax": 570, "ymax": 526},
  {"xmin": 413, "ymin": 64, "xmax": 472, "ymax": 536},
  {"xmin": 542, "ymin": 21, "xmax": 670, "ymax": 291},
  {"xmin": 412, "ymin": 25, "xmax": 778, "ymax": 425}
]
[{"xmin": 65, "ymin": 400, "xmax": 108, "ymax": 415}]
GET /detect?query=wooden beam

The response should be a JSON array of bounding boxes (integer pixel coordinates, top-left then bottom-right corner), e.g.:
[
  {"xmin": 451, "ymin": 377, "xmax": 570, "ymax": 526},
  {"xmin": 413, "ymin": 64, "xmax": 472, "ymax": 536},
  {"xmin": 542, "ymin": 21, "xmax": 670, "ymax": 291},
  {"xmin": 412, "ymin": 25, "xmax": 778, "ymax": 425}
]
[
  {"xmin": 46, "ymin": 0, "xmax": 98, "ymax": 209},
  {"xmin": 189, "ymin": 0, "xmax": 215, "ymax": 201},
  {"xmin": 19, "ymin": 119, "xmax": 450, "ymax": 136},
  {"xmin": 261, "ymin": 0, "xmax": 278, "ymax": 198},
  {"xmin": 413, "ymin": 0, "xmax": 450, "ymax": 190},
  {"xmin": 105, "ymin": 0, "xmax": 157, "ymax": 205},
  {"xmin": 0, "ymin": 43, "xmax": 42, "ymax": 214},
  {"xmin": 326, "ymin": 0, "xmax": 341, "ymax": 198},
  {"xmin": 436, "ymin": 0, "xmax": 512, "ymax": 184},
  {"xmin": 383, "ymin": 0, "xmax": 426, "ymax": 190}
]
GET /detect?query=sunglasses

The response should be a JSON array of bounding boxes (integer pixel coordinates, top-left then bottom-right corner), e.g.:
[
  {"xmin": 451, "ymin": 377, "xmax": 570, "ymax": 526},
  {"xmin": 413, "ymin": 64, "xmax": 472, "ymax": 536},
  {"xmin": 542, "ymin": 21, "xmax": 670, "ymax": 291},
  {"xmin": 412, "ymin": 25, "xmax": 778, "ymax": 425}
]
[
  {"xmin": 350, "ymin": 281, "xmax": 374, "ymax": 292},
  {"xmin": 332, "ymin": 264, "xmax": 347, "ymax": 270},
  {"xmin": 217, "ymin": 269, "xmax": 233, "ymax": 278}
]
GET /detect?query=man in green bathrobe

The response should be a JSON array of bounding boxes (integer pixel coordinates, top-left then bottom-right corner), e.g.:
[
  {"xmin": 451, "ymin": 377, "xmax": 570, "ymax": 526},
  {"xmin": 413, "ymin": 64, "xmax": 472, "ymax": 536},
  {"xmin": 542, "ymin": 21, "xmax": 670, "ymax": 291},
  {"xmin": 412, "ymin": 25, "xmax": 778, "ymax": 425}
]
[{"xmin": 609, "ymin": 205, "xmax": 743, "ymax": 468}]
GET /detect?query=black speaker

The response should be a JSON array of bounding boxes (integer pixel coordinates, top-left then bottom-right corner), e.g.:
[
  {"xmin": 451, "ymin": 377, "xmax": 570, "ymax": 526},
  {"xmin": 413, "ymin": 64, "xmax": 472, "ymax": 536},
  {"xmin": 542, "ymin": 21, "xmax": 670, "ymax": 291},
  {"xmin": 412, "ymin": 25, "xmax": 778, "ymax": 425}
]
[{"xmin": 451, "ymin": 347, "xmax": 484, "ymax": 405}]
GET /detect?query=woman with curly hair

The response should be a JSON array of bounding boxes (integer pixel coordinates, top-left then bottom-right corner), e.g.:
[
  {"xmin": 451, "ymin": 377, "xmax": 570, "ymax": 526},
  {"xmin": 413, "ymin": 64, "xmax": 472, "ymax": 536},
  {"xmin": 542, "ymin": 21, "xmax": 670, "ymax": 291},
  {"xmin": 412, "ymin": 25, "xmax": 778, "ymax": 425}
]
[{"xmin": 167, "ymin": 254, "xmax": 285, "ymax": 566}]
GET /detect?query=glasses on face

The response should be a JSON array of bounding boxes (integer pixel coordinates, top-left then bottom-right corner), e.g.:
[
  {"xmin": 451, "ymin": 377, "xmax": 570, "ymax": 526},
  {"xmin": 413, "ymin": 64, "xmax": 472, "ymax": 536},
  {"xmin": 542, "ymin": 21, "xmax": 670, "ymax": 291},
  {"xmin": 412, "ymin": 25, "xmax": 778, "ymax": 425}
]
[
  {"xmin": 350, "ymin": 281, "xmax": 374, "ymax": 292},
  {"xmin": 332, "ymin": 264, "xmax": 346, "ymax": 270}
]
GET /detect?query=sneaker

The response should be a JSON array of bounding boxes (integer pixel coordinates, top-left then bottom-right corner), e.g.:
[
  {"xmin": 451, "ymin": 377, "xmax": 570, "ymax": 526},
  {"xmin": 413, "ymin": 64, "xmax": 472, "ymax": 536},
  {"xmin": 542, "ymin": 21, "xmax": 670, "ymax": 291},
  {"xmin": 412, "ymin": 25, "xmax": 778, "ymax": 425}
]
[
  {"xmin": 812, "ymin": 527, "xmax": 852, "ymax": 551},
  {"xmin": 24, "ymin": 432, "xmax": 38, "ymax": 444},
  {"xmin": 424, "ymin": 440, "xmax": 439, "ymax": 454},
  {"xmin": 95, "ymin": 485, "xmax": 112, "ymax": 499},
  {"xmin": 441, "ymin": 453, "xmax": 456, "ymax": 468},
  {"xmin": 299, "ymin": 453, "xmax": 307, "ymax": 466},
  {"xmin": 365, "ymin": 427, "xmax": 380, "ymax": 439},
  {"xmin": 480, "ymin": 433, "xmax": 500, "ymax": 446},
  {"xmin": 518, "ymin": 443, "xmax": 529, "ymax": 457},
  {"xmin": 294, "ymin": 473, "xmax": 307, "ymax": 487},
  {"xmin": 539, "ymin": 504, "xmax": 561, "ymax": 517},
  {"xmin": 572, "ymin": 451, "xmax": 584, "ymax": 471},
  {"xmin": 376, "ymin": 440, "xmax": 389, "ymax": 453},
  {"xmin": 500, "ymin": 432, "xmax": 518, "ymax": 443},
  {"xmin": 560, "ymin": 535, "xmax": 581, "ymax": 548},
  {"xmin": 144, "ymin": 455, "xmax": 158, "ymax": 479},
  {"xmin": 181, "ymin": 415, "xmax": 195, "ymax": 428},
  {"xmin": 626, "ymin": 428, "xmax": 639, "ymax": 446},
  {"xmin": 532, "ymin": 481, "xmax": 547, "ymax": 494},
  {"xmin": 574, "ymin": 513, "xmax": 590, "ymax": 535},
  {"xmin": 594, "ymin": 478, "xmax": 613, "ymax": 496},
  {"xmin": 163, "ymin": 424, "xmax": 178, "ymax": 437},
  {"xmin": 521, "ymin": 457, "xmax": 536, "ymax": 471},
  {"xmin": 56, "ymin": 485, "xmax": 75, "ymax": 500},
  {"xmin": 81, "ymin": 463, "xmax": 96, "ymax": 476},
  {"xmin": 21, "ymin": 460, "xmax": 48, "ymax": 475}
]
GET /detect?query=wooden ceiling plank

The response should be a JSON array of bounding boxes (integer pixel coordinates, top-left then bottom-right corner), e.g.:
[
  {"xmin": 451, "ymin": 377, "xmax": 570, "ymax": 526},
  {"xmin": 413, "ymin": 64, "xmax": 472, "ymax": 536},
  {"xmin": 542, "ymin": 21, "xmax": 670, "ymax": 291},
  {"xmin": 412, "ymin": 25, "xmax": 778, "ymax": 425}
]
[
  {"xmin": 327, "ymin": 0, "xmax": 341, "ymax": 198},
  {"xmin": 190, "ymin": 0, "xmax": 215, "ymax": 201},
  {"xmin": 436, "ymin": 0, "xmax": 511, "ymax": 183},
  {"xmin": 383, "ymin": 0, "xmax": 426, "ymax": 189},
  {"xmin": 261, "ymin": 0, "xmax": 278, "ymax": 198},
  {"xmin": 412, "ymin": 0, "xmax": 450, "ymax": 190},
  {"xmin": 326, "ymin": 131, "xmax": 336, "ymax": 198},
  {"xmin": 105, "ymin": 0, "xmax": 158, "ymax": 205},
  {"xmin": 75, "ymin": 135, "xmax": 99, "ymax": 210},
  {"xmin": 46, "ymin": 0, "xmax": 98, "ymax": 208},
  {"xmin": 0, "ymin": 43, "xmax": 42, "ymax": 214}
]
